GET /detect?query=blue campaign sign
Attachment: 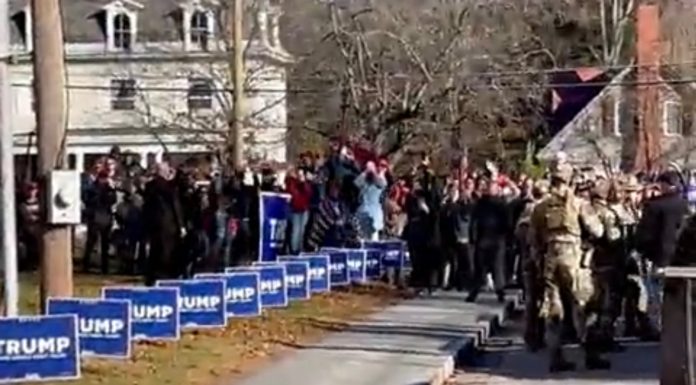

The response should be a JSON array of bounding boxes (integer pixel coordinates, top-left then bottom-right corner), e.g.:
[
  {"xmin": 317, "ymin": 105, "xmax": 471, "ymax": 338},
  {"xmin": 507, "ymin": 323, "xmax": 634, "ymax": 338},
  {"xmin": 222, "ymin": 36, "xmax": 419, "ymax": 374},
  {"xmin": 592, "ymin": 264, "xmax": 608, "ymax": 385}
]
[
  {"xmin": 278, "ymin": 258, "xmax": 310, "ymax": 301},
  {"xmin": 346, "ymin": 249, "xmax": 367, "ymax": 283},
  {"xmin": 230, "ymin": 264, "xmax": 288, "ymax": 308},
  {"xmin": 259, "ymin": 192, "xmax": 290, "ymax": 262},
  {"xmin": 102, "ymin": 287, "xmax": 180, "ymax": 341},
  {"xmin": 156, "ymin": 279, "xmax": 226, "ymax": 329},
  {"xmin": 364, "ymin": 249, "xmax": 383, "ymax": 279},
  {"xmin": 46, "ymin": 298, "xmax": 131, "ymax": 359},
  {"xmin": 298, "ymin": 253, "xmax": 331, "ymax": 293},
  {"xmin": 0, "ymin": 315, "xmax": 80, "ymax": 383},
  {"xmin": 196, "ymin": 272, "xmax": 261, "ymax": 318},
  {"xmin": 362, "ymin": 240, "xmax": 405, "ymax": 268},
  {"xmin": 322, "ymin": 249, "xmax": 349, "ymax": 287}
]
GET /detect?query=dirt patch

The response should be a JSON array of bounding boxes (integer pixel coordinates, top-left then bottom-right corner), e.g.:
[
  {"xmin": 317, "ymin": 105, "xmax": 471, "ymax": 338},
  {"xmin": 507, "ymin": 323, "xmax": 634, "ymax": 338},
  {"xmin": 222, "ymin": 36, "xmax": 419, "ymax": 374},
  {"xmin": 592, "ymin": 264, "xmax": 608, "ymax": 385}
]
[{"xmin": 16, "ymin": 273, "xmax": 403, "ymax": 385}]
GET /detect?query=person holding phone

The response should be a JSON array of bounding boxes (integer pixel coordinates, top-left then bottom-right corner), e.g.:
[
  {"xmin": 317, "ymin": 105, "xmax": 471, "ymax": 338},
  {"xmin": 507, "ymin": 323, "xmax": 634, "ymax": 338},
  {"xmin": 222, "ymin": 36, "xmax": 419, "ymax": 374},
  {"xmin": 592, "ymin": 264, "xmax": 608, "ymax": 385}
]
[{"xmin": 355, "ymin": 161, "xmax": 387, "ymax": 241}]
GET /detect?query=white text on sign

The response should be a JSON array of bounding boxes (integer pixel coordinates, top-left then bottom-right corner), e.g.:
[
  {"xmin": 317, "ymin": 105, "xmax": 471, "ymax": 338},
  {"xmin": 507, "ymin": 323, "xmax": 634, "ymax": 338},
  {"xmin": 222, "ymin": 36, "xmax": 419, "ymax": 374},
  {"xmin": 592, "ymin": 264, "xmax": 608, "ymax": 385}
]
[
  {"xmin": 133, "ymin": 305, "xmax": 174, "ymax": 320},
  {"xmin": 179, "ymin": 296, "xmax": 221, "ymax": 311},
  {"xmin": 0, "ymin": 337, "xmax": 71, "ymax": 359},
  {"xmin": 79, "ymin": 319, "xmax": 125, "ymax": 336},
  {"xmin": 228, "ymin": 287, "xmax": 255, "ymax": 302}
]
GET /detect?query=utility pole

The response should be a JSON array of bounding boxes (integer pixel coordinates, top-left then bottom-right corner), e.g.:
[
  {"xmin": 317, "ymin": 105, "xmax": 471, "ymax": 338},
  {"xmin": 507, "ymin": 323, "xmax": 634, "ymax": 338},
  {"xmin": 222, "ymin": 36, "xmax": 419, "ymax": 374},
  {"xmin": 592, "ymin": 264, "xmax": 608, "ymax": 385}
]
[
  {"xmin": 231, "ymin": 0, "xmax": 245, "ymax": 168},
  {"xmin": 32, "ymin": 0, "xmax": 72, "ymax": 308},
  {"xmin": 0, "ymin": 0, "xmax": 19, "ymax": 316}
]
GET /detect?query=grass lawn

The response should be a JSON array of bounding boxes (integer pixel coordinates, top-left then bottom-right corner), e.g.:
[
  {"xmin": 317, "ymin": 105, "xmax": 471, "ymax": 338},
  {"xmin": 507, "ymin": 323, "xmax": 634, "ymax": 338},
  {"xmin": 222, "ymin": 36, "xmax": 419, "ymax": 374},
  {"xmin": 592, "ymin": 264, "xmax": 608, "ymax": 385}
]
[{"xmin": 13, "ymin": 273, "xmax": 402, "ymax": 385}]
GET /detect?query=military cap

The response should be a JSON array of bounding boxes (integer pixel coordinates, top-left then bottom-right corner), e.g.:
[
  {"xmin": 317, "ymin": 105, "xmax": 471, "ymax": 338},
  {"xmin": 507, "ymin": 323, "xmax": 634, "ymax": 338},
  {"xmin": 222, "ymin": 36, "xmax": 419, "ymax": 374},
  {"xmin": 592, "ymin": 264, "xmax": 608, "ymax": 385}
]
[
  {"xmin": 550, "ymin": 163, "xmax": 573, "ymax": 183},
  {"xmin": 592, "ymin": 180, "xmax": 611, "ymax": 199},
  {"xmin": 621, "ymin": 175, "xmax": 642, "ymax": 192},
  {"xmin": 534, "ymin": 179, "xmax": 549, "ymax": 191}
]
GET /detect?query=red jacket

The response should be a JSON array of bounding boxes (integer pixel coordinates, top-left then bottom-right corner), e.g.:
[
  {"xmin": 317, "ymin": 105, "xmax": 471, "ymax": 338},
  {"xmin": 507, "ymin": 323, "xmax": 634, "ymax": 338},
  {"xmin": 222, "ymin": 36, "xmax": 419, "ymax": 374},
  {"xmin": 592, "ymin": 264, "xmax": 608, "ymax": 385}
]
[{"xmin": 285, "ymin": 177, "xmax": 313, "ymax": 212}]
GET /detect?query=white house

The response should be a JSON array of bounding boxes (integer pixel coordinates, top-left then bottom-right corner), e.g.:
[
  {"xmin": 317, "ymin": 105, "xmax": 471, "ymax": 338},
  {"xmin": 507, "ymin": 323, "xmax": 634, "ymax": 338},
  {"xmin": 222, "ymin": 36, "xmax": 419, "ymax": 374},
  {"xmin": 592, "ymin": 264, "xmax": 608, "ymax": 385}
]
[{"xmin": 7, "ymin": 0, "xmax": 293, "ymax": 173}]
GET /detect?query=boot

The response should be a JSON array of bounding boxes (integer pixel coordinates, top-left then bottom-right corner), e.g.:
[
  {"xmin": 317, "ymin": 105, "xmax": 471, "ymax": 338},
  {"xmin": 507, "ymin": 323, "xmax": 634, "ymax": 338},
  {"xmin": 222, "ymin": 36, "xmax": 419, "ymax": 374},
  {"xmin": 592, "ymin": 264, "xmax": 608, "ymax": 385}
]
[
  {"xmin": 585, "ymin": 353, "xmax": 611, "ymax": 370},
  {"xmin": 608, "ymin": 341, "xmax": 626, "ymax": 353},
  {"xmin": 496, "ymin": 290, "xmax": 505, "ymax": 303},
  {"xmin": 549, "ymin": 357, "xmax": 576, "ymax": 373},
  {"xmin": 638, "ymin": 315, "xmax": 660, "ymax": 342}
]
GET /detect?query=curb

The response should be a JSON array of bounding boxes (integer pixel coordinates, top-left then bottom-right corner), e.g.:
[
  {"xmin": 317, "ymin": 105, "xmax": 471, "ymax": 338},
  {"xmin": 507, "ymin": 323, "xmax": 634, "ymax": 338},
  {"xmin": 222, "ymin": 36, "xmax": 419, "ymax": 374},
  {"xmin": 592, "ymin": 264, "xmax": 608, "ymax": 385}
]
[{"xmin": 427, "ymin": 290, "xmax": 523, "ymax": 385}]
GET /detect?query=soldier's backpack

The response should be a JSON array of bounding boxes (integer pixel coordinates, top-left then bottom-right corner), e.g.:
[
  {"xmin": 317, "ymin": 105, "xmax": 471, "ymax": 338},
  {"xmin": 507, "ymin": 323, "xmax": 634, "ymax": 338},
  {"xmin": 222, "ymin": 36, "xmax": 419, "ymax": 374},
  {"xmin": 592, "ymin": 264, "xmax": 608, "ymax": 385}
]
[{"xmin": 544, "ymin": 194, "xmax": 581, "ymax": 235}]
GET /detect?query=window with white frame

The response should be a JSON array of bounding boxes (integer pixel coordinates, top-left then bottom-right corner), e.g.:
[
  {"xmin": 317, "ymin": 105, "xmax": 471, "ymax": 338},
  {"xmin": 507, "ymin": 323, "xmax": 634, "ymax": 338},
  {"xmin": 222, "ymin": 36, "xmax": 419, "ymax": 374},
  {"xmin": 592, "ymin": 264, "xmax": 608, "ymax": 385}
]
[
  {"xmin": 663, "ymin": 101, "xmax": 683, "ymax": 136},
  {"xmin": 190, "ymin": 10, "xmax": 210, "ymax": 50},
  {"xmin": 613, "ymin": 99, "xmax": 623, "ymax": 136},
  {"xmin": 113, "ymin": 13, "xmax": 133, "ymax": 51},
  {"xmin": 584, "ymin": 113, "xmax": 599, "ymax": 132},
  {"xmin": 111, "ymin": 78, "xmax": 137, "ymax": 110},
  {"xmin": 188, "ymin": 78, "xmax": 214, "ymax": 110},
  {"xmin": 31, "ymin": 79, "xmax": 36, "ymax": 112}
]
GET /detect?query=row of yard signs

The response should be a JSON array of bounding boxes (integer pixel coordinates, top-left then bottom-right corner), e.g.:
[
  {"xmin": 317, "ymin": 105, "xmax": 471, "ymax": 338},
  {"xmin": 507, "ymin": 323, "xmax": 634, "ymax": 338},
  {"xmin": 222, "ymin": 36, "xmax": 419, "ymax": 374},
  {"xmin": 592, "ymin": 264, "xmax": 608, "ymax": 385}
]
[{"xmin": 0, "ymin": 241, "xmax": 408, "ymax": 383}]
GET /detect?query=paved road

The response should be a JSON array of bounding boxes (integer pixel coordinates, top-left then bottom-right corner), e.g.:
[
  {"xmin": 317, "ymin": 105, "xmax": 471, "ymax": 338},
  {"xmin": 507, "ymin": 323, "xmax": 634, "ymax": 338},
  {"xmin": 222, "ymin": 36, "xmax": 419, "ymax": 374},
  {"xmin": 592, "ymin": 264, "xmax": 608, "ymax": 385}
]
[{"xmin": 453, "ymin": 315, "xmax": 659, "ymax": 385}]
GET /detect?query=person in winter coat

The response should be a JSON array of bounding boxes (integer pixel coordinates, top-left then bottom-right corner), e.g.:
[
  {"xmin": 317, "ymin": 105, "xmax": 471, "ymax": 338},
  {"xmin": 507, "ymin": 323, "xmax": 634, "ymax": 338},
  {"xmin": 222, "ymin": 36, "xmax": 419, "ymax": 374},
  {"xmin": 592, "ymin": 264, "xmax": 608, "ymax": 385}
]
[
  {"xmin": 355, "ymin": 161, "xmax": 387, "ymax": 241},
  {"xmin": 142, "ymin": 162, "xmax": 185, "ymax": 286},
  {"xmin": 307, "ymin": 180, "xmax": 359, "ymax": 250},
  {"xmin": 286, "ymin": 168, "xmax": 313, "ymax": 254},
  {"xmin": 440, "ymin": 180, "xmax": 475, "ymax": 291},
  {"xmin": 82, "ymin": 170, "xmax": 118, "ymax": 274},
  {"xmin": 404, "ymin": 173, "xmax": 442, "ymax": 294},
  {"xmin": 468, "ymin": 179, "xmax": 511, "ymax": 303}
]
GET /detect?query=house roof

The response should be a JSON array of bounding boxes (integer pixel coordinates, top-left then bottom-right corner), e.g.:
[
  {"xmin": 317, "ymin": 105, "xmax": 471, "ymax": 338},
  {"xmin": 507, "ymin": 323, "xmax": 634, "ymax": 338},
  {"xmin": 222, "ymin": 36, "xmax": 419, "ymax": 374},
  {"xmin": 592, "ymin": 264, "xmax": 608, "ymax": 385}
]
[
  {"xmin": 546, "ymin": 68, "xmax": 619, "ymax": 136},
  {"xmin": 539, "ymin": 64, "xmax": 696, "ymax": 167},
  {"xmin": 538, "ymin": 66, "xmax": 633, "ymax": 163},
  {"xmin": 8, "ymin": 0, "xmax": 228, "ymax": 45}
]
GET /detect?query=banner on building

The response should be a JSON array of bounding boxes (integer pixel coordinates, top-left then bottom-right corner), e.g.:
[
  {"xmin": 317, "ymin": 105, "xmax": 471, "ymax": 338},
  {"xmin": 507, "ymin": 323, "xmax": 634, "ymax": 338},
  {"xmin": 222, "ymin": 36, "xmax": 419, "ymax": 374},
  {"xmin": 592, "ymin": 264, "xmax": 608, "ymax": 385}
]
[
  {"xmin": 0, "ymin": 315, "xmax": 80, "ymax": 383},
  {"xmin": 196, "ymin": 272, "xmax": 261, "ymax": 318},
  {"xmin": 296, "ymin": 253, "xmax": 331, "ymax": 293},
  {"xmin": 229, "ymin": 264, "xmax": 288, "ymax": 308},
  {"xmin": 102, "ymin": 287, "xmax": 180, "ymax": 341},
  {"xmin": 46, "ymin": 298, "xmax": 131, "ymax": 359},
  {"xmin": 364, "ymin": 249, "xmax": 383, "ymax": 279},
  {"xmin": 346, "ymin": 249, "xmax": 367, "ymax": 283},
  {"xmin": 322, "ymin": 249, "xmax": 349, "ymax": 287},
  {"xmin": 156, "ymin": 279, "xmax": 226, "ymax": 329},
  {"xmin": 278, "ymin": 259, "xmax": 310, "ymax": 301},
  {"xmin": 259, "ymin": 192, "xmax": 291, "ymax": 262}
]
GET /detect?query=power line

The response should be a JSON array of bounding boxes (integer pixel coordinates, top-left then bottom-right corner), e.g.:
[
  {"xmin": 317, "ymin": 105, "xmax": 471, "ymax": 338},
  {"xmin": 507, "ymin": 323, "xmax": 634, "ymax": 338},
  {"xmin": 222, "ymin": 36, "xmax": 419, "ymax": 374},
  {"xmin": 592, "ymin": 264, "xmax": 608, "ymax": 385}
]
[
  {"xmin": 10, "ymin": 74, "xmax": 696, "ymax": 93},
  {"xmin": 9, "ymin": 59, "xmax": 696, "ymax": 81}
]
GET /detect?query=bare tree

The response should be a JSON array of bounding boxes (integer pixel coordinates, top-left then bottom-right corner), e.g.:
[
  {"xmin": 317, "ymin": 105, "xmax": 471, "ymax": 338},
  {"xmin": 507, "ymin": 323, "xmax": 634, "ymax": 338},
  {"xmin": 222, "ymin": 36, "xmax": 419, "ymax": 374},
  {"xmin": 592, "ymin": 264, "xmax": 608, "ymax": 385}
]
[{"xmin": 125, "ymin": 1, "xmax": 293, "ymax": 166}]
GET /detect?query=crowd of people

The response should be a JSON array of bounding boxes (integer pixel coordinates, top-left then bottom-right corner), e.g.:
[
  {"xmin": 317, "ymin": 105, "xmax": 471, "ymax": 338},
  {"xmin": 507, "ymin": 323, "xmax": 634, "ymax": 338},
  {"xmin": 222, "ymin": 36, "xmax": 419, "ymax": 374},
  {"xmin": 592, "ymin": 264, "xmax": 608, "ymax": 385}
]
[{"xmin": 13, "ymin": 141, "xmax": 696, "ymax": 373}]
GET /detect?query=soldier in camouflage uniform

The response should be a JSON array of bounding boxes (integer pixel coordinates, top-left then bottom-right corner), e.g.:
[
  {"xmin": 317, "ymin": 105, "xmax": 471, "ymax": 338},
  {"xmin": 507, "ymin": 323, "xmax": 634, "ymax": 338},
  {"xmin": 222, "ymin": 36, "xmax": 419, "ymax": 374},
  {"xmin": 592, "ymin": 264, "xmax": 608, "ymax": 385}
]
[
  {"xmin": 529, "ymin": 163, "xmax": 610, "ymax": 372},
  {"xmin": 590, "ymin": 180, "xmax": 625, "ymax": 351},
  {"xmin": 516, "ymin": 180, "xmax": 549, "ymax": 352}
]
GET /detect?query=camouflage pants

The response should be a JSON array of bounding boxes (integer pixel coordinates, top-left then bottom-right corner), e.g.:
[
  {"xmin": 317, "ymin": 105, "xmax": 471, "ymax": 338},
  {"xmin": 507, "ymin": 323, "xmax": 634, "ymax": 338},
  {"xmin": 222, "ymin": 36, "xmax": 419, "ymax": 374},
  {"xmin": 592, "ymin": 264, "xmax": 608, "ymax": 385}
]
[
  {"xmin": 590, "ymin": 267, "xmax": 619, "ymax": 341},
  {"xmin": 540, "ymin": 242, "xmax": 597, "ymax": 359},
  {"xmin": 523, "ymin": 260, "xmax": 545, "ymax": 350}
]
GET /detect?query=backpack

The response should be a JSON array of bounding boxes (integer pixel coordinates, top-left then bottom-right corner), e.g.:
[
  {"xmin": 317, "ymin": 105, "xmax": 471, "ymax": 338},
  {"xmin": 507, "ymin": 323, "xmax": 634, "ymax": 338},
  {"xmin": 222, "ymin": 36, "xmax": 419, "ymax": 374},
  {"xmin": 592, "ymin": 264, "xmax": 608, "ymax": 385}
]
[{"xmin": 544, "ymin": 194, "xmax": 581, "ymax": 236}]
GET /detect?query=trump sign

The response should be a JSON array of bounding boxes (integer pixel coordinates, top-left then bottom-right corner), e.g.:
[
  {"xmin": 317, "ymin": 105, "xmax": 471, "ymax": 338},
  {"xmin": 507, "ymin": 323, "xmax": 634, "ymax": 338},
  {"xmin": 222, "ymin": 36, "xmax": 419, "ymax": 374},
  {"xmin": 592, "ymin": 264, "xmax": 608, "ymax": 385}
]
[{"xmin": 47, "ymin": 298, "xmax": 131, "ymax": 359}]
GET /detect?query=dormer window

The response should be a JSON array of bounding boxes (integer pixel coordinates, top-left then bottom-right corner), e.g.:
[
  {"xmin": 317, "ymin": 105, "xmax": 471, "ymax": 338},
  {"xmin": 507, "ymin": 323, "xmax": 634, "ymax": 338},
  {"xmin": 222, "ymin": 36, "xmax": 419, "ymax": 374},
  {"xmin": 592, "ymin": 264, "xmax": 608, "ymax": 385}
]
[
  {"xmin": 181, "ymin": 1, "xmax": 215, "ymax": 51},
  {"xmin": 11, "ymin": 5, "xmax": 33, "ymax": 51},
  {"xmin": 190, "ymin": 11, "xmax": 209, "ymax": 50},
  {"xmin": 113, "ymin": 13, "xmax": 133, "ymax": 50},
  {"xmin": 103, "ymin": 1, "xmax": 142, "ymax": 52}
]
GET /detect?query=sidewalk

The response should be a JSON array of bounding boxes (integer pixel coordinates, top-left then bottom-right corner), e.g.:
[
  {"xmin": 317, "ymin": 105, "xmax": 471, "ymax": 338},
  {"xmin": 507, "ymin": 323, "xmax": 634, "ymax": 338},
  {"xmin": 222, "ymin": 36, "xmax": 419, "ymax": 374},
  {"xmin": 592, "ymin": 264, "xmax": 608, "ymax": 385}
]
[{"xmin": 234, "ymin": 290, "xmax": 520, "ymax": 385}]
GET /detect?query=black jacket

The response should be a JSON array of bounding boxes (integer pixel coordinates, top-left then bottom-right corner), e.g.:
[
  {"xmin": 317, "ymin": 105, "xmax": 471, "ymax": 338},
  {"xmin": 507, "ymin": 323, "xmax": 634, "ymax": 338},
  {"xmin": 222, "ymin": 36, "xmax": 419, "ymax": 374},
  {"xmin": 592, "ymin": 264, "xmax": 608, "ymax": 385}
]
[
  {"xmin": 143, "ymin": 176, "xmax": 184, "ymax": 236},
  {"xmin": 637, "ymin": 191, "xmax": 689, "ymax": 267},
  {"xmin": 471, "ymin": 195, "xmax": 511, "ymax": 243}
]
